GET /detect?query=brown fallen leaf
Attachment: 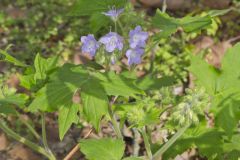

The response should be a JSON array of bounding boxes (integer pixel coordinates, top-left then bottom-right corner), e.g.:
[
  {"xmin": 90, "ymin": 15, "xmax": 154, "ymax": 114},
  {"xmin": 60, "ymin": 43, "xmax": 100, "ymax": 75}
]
[
  {"xmin": 0, "ymin": 132, "xmax": 9, "ymax": 151},
  {"xmin": 8, "ymin": 144, "xmax": 41, "ymax": 160}
]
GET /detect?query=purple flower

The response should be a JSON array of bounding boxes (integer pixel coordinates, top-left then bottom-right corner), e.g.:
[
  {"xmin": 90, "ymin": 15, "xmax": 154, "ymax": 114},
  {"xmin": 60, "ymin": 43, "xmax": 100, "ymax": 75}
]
[
  {"xmin": 81, "ymin": 34, "xmax": 99, "ymax": 57},
  {"xmin": 129, "ymin": 26, "xmax": 148, "ymax": 49},
  {"xmin": 126, "ymin": 48, "xmax": 144, "ymax": 65},
  {"xmin": 99, "ymin": 32, "xmax": 123, "ymax": 53},
  {"xmin": 103, "ymin": 7, "xmax": 124, "ymax": 21}
]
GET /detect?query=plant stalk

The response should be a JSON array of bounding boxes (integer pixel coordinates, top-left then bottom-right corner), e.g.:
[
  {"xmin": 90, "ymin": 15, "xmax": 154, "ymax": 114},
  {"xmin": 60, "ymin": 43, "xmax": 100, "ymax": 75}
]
[
  {"xmin": 16, "ymin": 112, "xmax": 41, "ymax": 140},
  {"xmin": 152, "ymin": 124, "xmax": 189, "ymax": 160},
  {"xmin": 0, "ymin": 119, "xmax": 55, "ymax": 160},
  {"xmin": 111, "ymin": 114, "xmax": 123, "ymax": 139},
  {"xmin": 41, "ymin": 113, "xmax": 55, "ymax": 159},
  {"xmin": 109, "ymin": 96, "xmax": 123, "ymax": 139},
  {"xmin": 141, "ymin": 127, "xmax": 153, "ymax": 160}
]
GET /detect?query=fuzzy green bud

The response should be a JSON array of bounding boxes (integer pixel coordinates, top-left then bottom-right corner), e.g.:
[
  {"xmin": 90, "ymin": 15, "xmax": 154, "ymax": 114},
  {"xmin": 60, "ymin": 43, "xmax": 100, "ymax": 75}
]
[{"xmin": 172, "ymin": 87, "xmax": 210, "ymax": 126}]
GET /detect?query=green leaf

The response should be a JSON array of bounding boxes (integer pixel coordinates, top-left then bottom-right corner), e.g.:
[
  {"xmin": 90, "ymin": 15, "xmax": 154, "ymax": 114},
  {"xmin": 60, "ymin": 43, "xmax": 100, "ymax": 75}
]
[
  {"xmin": 34, "ymin": 54, "xmax": 59, "ymax": 81},
  {"xmin": 34, "ymin": 54, "xmax": 48, "ymax": 81},
  {"xmin": 220, "ymin": 43, "xmax": 240, "ymax": 90},
  {"xmin": 152, "ymin": 10, "xmax": 212, "ymax": 38},
  {"xmin": 180, "ymin": 15, "xmax": 212, "ymax": 33},
  {"xmin": 208, "ymin": 9, "xmax": 232, "ymax": 17},
  {"xmin": 224, "ymin": 134, "xmax": 240, "ymax": 153},
  {"xmin": 70, "ymin": 0, "xmax": 127, "ymax": 16},
  {"xmin": 152, "ymin": 10, "xmax": 179, "ymax": 38},
  {"xmin": 136, "ymin": 76, "xmax": 175, "ymax": 91},
  {"xmin": 29, "ymin": 81, "xmax": 77, "ymax": 112},
  {"xmin": 79, "ymin": 138, "xmax": 125, "ymax": 160},
  {"xmin": 0, "ymin": 86, "xmax": 28, "ymax": 107},
  {"xmin": 29, "ymin": 64, "xmax": 89, "ymax": 112},
  {"xmin": 94, "ymin": 72, "xmax": 143, "ymax": 96},
  {"xmin": 188, "ymin": 54, "xmax": 220, "ymax": 95},
  {"xmin": 215, "ymin": 94, "xmax": 240, "ymax": 136},
  {"xmin": 81, "ymin": 79, "xmax": 109, "ymax": 131},
  {"xmin": 0, "ymin": 87, "xmax": 28, "ymax": 115},
  {"xmin": 0, "ymin": 47, "xmax": 26, "ymax": 67},
  {"xmin": 90, "ymin": 13, "xmax": 110, "ymax": 33},
  {"xmin": 189, "ymin": 43, "xmax": 240, "ymax": 136},
  {"xmin": 19, "ymin": 74, "xmax": 36, "ymax": 90},
  {"xmin": 58, "ymin": 103, "xmax": 79, "ymax": 140}
]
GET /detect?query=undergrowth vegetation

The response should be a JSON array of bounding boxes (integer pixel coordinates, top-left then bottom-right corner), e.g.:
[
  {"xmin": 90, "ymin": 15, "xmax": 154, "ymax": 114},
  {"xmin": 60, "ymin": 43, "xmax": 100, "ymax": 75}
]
[{"xmin": 0, "ymin": 0, "xmax": 240, "ymax": 160}]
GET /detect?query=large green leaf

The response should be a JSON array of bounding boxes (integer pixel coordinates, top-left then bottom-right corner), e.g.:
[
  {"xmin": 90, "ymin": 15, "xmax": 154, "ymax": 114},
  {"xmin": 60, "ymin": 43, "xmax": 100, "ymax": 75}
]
[
  {"xmin": 29, "ymin": 64, "xmax": 88, "ymax": 112},
  {"xmin": 94, "ymin": 72, "xmax": 143, "ymax": 96},
  {"xmin": 152, "ymin": 10, "xmax": 212, "ymax": 38},
  {"xmin": 79, "ymin": 138, "xmax": 125, "ymax": 160},
  {"xmin": 189, "ymin": 43, "xmax": 240, "ymax": 136},
  {"xmin": 220, "ymin": 43, "xmax": 240, "ymax": 90},
  {"xmin": 58, "ymin": 103, "xmax": 79, "ymax": 140},
  {"xmin": 214, "ymin": 91, "xmax": 240, "ymax": 136},
  {"xmin": 81, "ymin": 79, "xmax": 109, "ymax": 131},
  {"xmin": 152, "ymin": 10, "xmax": 179, "ymax": 38},
  {"xmin": 29, "ymin": 81, "xmax": 77, "ymax": 112},
  {"xmin": 189, "ymin": 54, "xmax": 220, "ymax": 95},
  {"xmin": 180, "ymin": 15, "xmax": 212, "ymax": 33}
]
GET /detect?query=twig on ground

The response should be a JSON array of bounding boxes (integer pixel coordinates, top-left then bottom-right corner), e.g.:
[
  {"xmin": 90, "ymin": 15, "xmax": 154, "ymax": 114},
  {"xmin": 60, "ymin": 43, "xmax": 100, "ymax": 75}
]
[{"xmin": 63, "ymin": 128, "xmax": 93, "ymax": 160}]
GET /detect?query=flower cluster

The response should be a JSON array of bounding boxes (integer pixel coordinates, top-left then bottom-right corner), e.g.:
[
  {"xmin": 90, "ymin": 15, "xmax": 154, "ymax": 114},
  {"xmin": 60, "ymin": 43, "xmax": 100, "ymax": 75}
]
[
  {"xmin": 80, "ymin": 26, "xmax": 148, "ymax": 66},
  {"xmin": 126, "ymin": 26, "xmax": 148, "ymax": 65}
]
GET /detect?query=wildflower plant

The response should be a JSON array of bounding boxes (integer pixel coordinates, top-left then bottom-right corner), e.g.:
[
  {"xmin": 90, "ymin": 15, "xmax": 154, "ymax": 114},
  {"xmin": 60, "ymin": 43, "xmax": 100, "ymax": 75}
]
[{"xmin": 0, "ymin": 0, "xmax": 240, "ymax": 160}]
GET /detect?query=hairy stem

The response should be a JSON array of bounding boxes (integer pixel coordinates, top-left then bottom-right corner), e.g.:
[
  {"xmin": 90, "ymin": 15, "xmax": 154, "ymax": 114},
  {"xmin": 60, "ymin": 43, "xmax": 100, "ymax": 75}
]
[
  {"xmin": 141, "ymin": 127, "xmax": 152, "ymax": 160},
  {"xmin": 152, "ymin": 124, "xmax": 189, "ymax": 160},
  {"xmin": 0, "ymin": 119, "xmax": 55, "ymax": 160},
  {"xmin": 162, "ymin": 0, "xmax": 167, "ymax": 13},
  {"xmin": 109, "ymin": 96, "xmax": 123, "ymax": 139},
  {"xmin": 117, "ymin": 20, "xmax": 125, "ymax": 35},
  {"xmin": 41, "ymin": 113, "xmax": 55, "ymax": 159},
  {"xmin": 16, "ymin": 112, "xmax": 41, "ymax": 140},
  {"xmin": 111, "ymin": 114, "xmax": 123, "ymax": 139},
  {"xmin": 114, "ymin": 20, "xmax": 117, "ymax": 33}
]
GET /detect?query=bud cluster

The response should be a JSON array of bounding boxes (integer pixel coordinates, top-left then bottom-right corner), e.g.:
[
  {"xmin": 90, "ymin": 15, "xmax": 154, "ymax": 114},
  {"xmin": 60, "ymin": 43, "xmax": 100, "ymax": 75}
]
[{"xmin": 172, "ymin": 88, "xmax": 210, "ymax": 126}]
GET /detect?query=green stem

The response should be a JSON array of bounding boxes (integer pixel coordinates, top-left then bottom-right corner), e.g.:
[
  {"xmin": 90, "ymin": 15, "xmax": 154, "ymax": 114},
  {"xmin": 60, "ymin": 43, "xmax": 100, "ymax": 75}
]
[
  {"xmin": 145, "ymin": 40, "xmax": 159, "ymax": 54},
  {"xmin": 111, "ymin": 114, "xmax": 123, "ymax": 139},
  {"xmin": 114, "ymin": 20, "xmax": 117, "ymax": 33},
  {"xmin": 152, "ymin": 125, "xmax": 189, "ymax": 160},
  {"xmin": 117, "ymin": 20, "xmax": 125, "ymax": 35},
  {"xmin": 0, "ymin": 119, "xmax": 55, "ymax": 160},
  {"xmin": 109, "ymin": 96, "xmax": 123, "ymax": 139},
  {"xmin": 141, "ymin": 127, "xmax": 153, "ymax": 160},
  {"xmin": 41, "ymin": 113, "xmax": 55, "ymax": 159},
  {"xmin": 16, "ymin": 112, "xmax": 41, "ymax": 140}
]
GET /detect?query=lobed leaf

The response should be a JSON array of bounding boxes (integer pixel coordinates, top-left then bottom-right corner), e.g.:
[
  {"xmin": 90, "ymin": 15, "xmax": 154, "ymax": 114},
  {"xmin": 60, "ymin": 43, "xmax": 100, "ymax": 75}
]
[
  {"xmin": 58, "ymin": 103, "xmax": 79, "ymax": 140},
  {"xmin": 79, "ymin": 138, "xmax": 125, "ymax": 160}
]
